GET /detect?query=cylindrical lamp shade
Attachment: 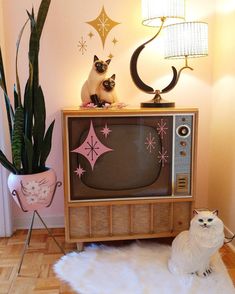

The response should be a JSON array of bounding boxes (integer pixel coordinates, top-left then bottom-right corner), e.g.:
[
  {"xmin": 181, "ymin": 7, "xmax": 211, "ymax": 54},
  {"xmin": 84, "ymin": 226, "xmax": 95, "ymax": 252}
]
[
  {"xmin": 142, "ymin": 0, "xmax": 185, "ymax": 27},
  {"xmin": 164, "ymin": 22, "xmax": 208, "ymax": 59}
]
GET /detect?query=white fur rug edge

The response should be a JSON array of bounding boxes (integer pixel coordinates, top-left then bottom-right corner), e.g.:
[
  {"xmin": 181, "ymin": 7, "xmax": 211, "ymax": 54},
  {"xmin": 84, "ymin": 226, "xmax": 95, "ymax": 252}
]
[{"xmin": 54, "ymin": 242, "xmax": 235, "ymax": 294}]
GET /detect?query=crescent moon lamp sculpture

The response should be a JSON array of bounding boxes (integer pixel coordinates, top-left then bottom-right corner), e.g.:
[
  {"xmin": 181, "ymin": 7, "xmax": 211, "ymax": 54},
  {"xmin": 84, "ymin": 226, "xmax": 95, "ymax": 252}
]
[{"xmin": 130, "ymin": 0, "xmax": 208, "ymax": 108}]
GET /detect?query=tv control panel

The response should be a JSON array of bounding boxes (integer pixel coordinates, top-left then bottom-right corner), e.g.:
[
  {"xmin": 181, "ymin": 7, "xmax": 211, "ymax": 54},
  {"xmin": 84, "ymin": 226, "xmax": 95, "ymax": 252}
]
[{"xmin": 174, "ymin": 114, "xmax": 194, "ymax": 196}]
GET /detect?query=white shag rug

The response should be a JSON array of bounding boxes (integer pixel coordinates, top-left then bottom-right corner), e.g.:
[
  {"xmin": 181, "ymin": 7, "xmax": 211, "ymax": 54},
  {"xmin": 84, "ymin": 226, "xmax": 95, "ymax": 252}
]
[{"xmin": 54, "ymin": 242, "xmax": 235, "ymax": 294}]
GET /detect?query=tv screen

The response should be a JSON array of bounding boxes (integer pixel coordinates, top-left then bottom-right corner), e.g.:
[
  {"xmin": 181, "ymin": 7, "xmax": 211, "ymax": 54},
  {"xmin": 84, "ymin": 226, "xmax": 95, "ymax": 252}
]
[{"xmin": 67, "ymin": 116, "xmax": 173, "ymax": 200}]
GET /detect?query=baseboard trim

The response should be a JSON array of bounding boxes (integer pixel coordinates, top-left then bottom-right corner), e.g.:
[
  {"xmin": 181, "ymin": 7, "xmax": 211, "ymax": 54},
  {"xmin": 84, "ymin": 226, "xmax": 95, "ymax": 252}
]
[
  {"xmin": 224, "ymin": 225, "xmax": 235, "ymax": 251},
  {"xmin": 13, "ymin": 214, "xmax": 65, "ymax": 230}
]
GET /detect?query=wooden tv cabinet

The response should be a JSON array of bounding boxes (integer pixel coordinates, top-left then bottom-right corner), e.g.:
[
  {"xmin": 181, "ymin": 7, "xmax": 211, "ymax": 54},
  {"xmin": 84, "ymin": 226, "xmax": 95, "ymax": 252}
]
[{"xmin": 62, "ymin": 107, "xmax": 198, "ymax": 250}]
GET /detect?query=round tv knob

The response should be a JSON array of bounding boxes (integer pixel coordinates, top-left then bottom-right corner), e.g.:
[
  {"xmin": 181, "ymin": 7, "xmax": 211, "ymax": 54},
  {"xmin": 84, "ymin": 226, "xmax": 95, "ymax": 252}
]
[
  {"xmin": 177, "ymin": 125, "xmax": 191, "ymax": 138},
  {"xmin": 180, "ymin": 141, "xmax": 187, "ymax": 147}
]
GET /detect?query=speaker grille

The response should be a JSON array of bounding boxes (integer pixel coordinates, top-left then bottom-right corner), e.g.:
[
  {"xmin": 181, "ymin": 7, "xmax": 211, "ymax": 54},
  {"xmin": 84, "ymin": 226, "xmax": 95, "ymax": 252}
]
[{"xmin": 175, "ymin": 174, "xmax": 189, "ymax": 194}]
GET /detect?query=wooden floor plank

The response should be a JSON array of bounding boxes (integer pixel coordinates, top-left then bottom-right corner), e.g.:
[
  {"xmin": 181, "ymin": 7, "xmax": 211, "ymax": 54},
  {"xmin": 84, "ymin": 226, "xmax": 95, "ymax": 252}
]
[{"xmin": 0, "ymin": 228, "xmax": 234, "ymax": 293}]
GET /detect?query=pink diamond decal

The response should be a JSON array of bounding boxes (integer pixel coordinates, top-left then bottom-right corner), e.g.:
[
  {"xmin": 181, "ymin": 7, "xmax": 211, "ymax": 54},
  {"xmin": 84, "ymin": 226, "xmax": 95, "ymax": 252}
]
[{"xmin": 71, "ymin": 121, "xmax": 113, "ymax": 170}]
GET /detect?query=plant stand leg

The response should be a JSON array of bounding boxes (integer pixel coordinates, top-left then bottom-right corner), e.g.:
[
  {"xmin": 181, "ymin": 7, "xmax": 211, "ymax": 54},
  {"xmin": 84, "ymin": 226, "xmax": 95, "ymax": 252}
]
[
  {"xmin": 76, "ymin": 242, "xmax": 84, "ymax": 252},
  {"xmin": 35, "ymin": 210, "xmax": 65, "ymax": 255},
  {"xmin": 18, "ymin": 210, "xmax": 36, "ymax": 274},
  {"xmin": 27, "ymin": 211, "xmax": 37, "ymax": 246}
]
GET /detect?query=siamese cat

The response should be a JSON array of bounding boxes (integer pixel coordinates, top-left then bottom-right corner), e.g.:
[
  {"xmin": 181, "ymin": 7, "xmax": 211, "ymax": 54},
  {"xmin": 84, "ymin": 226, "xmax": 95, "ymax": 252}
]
[
  {"xmin": 98, "ymin": 74, "xmax": 117, "ymax": 105},
  {"xmin": 81, "ymin": 55, "xmax": 111, "ymax": 106},
  {"xmin": 168, "ymin": 210, "xmax": 224, "ymax": 277}
]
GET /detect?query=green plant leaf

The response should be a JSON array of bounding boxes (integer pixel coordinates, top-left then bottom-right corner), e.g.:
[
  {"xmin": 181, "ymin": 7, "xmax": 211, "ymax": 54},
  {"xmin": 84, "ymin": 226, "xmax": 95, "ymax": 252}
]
[
  {"xmin": 40, "ymin": 120, "xmax": 55, "ymax": 167},
  {"xmin": 15, "ymin": 18, "xmax": 29, "ymax": 107},
  {"xmin": 36, "ymin": 0, "xmax": 51, "ymax": 40},
  {"xmin": 23, "ymin": 135, "xmax": 33, "ymax": 174},
  {"xmin": 23, "ymin": 78, "xmax": 33, "ymax": 141},
  {"xmin": 14, "ymin": 84, "xmax": 19, "ymax": 111},
  {"xmin": 0, "ymin": 150, "xmax": 18, "ymax": 174},
  {"xmin": 12, "ymin": 106, "xmax": 24, "ymax": 170},
  {"xmin": 3, "ymin": 92, "xmax": 14, "ymax": 138},
  {"xmin": 32, "ymin": 86, "xmax": 45, "ymax": 169},
  {"xmin": 28, "ymin": 25, "xmax": 39, "ymax": 124},
  {"xmin": 28, "ymin": 11, "xmax": 39, "ymax": 75},
  {"xmin": 26, "ymin": 9, "xmax": 36, "ymax": 28}
]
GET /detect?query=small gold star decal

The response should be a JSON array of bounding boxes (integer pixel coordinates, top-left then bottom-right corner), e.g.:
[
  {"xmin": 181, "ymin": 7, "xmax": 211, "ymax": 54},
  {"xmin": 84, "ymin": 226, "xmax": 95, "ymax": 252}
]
[
  {"xmin": 108, "ymin": 53, "xmax": 114, "ymax": 59},
  {"xmin": 112, "ymin": 38, "xmax": 118, "ymax": 45},
  {"xmin": 86, "ymin": 6, "xmax": 120, "ymax": 48},
  {"xmin": 88, "ymin": 31, "xmax": 94, "ymax": 39},
  {"xmin": 77, "ymin": 36, "xmax": 87, "ymax": 55}
]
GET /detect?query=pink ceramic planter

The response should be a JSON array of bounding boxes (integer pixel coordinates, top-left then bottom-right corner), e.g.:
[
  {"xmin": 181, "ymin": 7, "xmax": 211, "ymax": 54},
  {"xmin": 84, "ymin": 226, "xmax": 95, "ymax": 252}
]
[{"xmin": 7, "ymin": 168, "xmax": 57, "ymax": 212}]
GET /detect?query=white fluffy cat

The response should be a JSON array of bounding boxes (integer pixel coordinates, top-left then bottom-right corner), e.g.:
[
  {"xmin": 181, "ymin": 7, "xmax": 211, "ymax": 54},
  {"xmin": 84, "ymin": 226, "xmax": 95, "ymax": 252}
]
[
  {"xmin": 168, "ymin": 210, "xmax": 224, "ymax": 277},
  {"xmin": 81, "ymin": 55, "xmax": 111, "ymax": 106}
]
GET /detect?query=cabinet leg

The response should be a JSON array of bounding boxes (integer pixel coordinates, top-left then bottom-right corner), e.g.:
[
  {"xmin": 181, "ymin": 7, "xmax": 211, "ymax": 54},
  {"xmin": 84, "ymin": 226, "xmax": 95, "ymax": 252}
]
[{"xmin": 76, "ymin": 242, "xmax": 84, "ymax": 252}]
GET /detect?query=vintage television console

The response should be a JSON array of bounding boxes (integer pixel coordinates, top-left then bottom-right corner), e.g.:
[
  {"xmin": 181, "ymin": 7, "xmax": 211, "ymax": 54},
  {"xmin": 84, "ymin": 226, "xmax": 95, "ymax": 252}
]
[{"xmin": 62, "ymin": 107, "xmax": 198, "ymax": 249}]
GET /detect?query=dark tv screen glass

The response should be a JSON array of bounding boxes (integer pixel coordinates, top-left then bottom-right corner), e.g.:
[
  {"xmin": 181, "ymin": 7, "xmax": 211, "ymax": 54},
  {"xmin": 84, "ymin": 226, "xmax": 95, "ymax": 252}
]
[{"xmin": 68, "ymin": 116, "xmax": 173, "ymax": 200}]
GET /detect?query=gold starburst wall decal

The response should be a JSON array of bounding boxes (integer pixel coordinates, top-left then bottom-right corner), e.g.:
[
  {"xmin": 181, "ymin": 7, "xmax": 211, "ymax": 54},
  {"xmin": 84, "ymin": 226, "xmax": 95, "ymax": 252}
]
[
  {"xmin": 112, "ymin": 37, "xmax": 118, "ymax": 45},
  {"xmin": 86, "ymin": 6, "xmax": 120, "ymax": 48},
  {"xmin": 78, "ymin": 36, "xmax": 87, "ymax": 55},
  {"xmin": 88, "ymin": 31, "xmax": 94, "ymax": 39}
]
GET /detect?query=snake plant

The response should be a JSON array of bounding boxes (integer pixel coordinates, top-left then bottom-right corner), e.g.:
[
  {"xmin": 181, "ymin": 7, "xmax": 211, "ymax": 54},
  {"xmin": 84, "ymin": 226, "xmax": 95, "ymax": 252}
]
[{"xmin": 0, "ymin": 0, "xmax": 54, "ymax": 175}]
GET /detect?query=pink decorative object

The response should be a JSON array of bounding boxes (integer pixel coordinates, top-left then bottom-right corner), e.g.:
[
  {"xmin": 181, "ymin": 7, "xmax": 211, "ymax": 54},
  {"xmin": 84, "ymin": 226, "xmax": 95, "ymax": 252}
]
[
  {"xmin": 80, "ymin": 103, "xmax": 97, "ymax": 108},
  {"xmin": 114, "ymin": 102, "xmax": 128, "ymax": 109},
  {"xmin": 101, "ymin": 123, "xmax": 112, "ymax": 138},
  {"xmin": 74, "ymin": 165, "xmax": 86, "ymax": 178},
  {"xmin": 145, "ymin": 132, "xmax": 156, "ymax": 153},
  {"xmin": 157, "ymin": 119, "xmax": 168, "ymax": 140},
  {"xmin": 158, "ymin": 147, "xmax": 169, "ymax": 167},
  {"xmin": 72, "ymin": 120, "xmax": 113, "ymax": 170},
  {"xmin": 7, "ymin": 168, "xmax": 57, "ymax": 211}
]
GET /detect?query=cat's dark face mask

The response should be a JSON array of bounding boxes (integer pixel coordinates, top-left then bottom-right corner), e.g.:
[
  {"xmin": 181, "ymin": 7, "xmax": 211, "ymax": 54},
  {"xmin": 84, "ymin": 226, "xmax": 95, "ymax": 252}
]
[
  {"xmin": 95, "ymin": 61, "xmax": 107, "ymax": 73},
  {"xmin": 103, "ymin": 79, "xmax": 115, "ymax": 91}
]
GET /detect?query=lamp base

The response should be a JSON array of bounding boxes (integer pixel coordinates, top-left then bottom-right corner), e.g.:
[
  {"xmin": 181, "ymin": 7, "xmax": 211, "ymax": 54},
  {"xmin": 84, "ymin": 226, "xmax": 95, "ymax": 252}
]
[{"xmin": 141, "ymin": 98, "xmax": 175, "ymax": 108}]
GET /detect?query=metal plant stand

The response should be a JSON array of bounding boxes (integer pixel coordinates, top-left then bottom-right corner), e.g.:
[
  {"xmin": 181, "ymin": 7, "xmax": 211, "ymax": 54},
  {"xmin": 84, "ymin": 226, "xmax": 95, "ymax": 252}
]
[{"xmin": 11, "ymin": 181, "xmax": 65, "ymax": 274}]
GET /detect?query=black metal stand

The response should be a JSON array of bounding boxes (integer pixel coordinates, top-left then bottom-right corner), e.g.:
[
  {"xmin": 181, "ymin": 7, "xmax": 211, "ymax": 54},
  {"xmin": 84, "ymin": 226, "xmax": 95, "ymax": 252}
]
[
  {"xmin": 140, "ymin": 96, "xmax": 175, "ymax": 108},
  {"xmin": 11, "ymin": 181, "xmax": 65, "ymax": 274}
]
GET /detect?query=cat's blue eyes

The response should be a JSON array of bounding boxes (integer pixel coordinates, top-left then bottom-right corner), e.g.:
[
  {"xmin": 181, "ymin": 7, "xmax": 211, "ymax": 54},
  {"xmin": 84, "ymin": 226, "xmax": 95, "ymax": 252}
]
[{"xmin": 198, "ymin": 218, "xmax": 213, "ymax": 223}]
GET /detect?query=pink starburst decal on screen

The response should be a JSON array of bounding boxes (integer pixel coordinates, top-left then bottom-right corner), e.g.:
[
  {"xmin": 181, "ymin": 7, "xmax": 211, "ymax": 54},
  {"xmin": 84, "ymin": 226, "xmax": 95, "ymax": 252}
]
[
  {"xmin": 71, "ymin": 121, "xmax": 113, "ymax": 170},
  {"xmin": 145, "ymin": 132, "xmax": 156, "ymax": 153},
  {"xmin": 158, "ymin": 147, "xmax": 168, "ymax": 167},
  {"xmin": 74, "ymin": 165, "xmax": 86, "ymax": 178},
  {"xmin": 157, "ymin": 119, "xmax": 168, "ymax": 140},
  {"xmin": 101, "ymin": 123, "xmax": 112, "ymax": 138}
]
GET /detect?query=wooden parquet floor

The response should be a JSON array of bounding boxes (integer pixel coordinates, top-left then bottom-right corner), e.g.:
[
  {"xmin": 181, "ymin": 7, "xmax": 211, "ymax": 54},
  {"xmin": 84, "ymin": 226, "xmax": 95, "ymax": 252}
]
[
  {"xmin": 0, "ymin": 228, "xmax": 234, "ymax": 294},
  {"xmin": 0, "ymin": 228, "xmax": 76, "ymax": 294}
]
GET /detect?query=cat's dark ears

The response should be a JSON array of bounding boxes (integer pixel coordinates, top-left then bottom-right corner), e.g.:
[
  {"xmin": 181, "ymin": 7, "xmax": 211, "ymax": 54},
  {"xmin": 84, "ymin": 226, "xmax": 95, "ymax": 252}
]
[
  {"xmin": 94, "ymin": 55, "xmax": 111, "ymax": 65},
  {"xmin": 94, "ymin": 55, "xmax": 99, "ymax": 62},
  {"xmin": 111, "ymin": 74, "xmax": 116, "ymax": 80}
]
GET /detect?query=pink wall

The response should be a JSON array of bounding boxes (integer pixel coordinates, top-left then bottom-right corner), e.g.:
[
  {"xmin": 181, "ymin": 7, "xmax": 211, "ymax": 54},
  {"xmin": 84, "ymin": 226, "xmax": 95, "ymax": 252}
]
[{"xmin": 1, "ymin": 0, "xmax": 214, "ymax": 227}]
